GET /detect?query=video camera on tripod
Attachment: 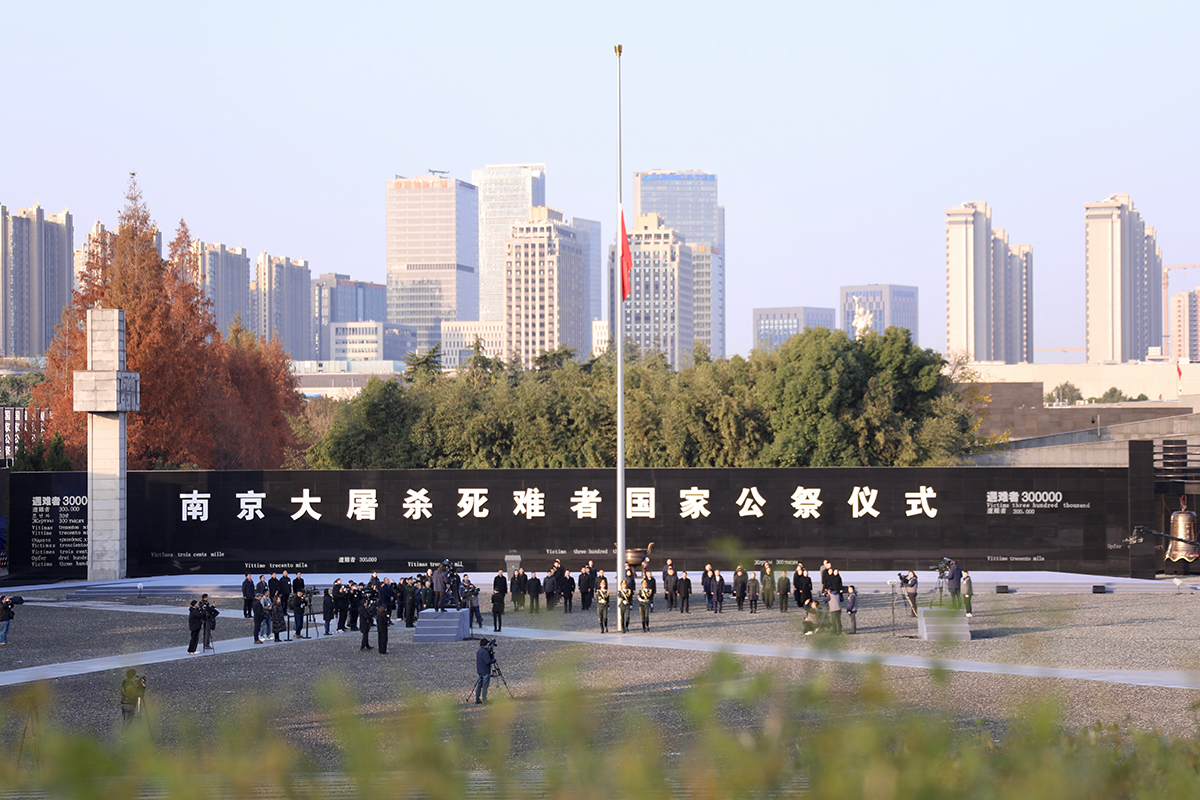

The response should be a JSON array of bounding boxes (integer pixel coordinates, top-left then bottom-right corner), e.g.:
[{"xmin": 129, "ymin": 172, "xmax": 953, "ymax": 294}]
[{"xmin": 929, "ymin": 557, "xmax": 953, "ymax": 579}]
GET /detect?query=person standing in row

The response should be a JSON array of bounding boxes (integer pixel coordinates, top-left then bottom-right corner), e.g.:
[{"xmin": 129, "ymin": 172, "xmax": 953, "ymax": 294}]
[
  {"xmin": 846, "ymin": 585, "xmax": 858, "ymax": 633},
  {"xmin": 733, "ymin": 566, "xmax": 748, "ymax": 611},
  {"xmin": 596, "ymin": 578, "xmax": 610, "ymax": 633},
  {"xmin": 322, "ymin": 588, "xmax": 335, "ymax": 635},
  {"xmin": 678, "ymin": 571, "xmax": 692, "ymax": 612},
  {"xmin": 561, "ymin": 570, "xmax": 575, "ymax": 613},
  {"xmin": 747, "ymin": 572, "xmax": 760, "ymax": 613},
  {"xmin": 792, "ymin": 564, "xmax": 804, "ymax": 609},
  {"xmin": 269, "ymin": 593, "xmax": 286, "ymax": 641},
  {"xmin": 578, "ymin": 565, "xmax": 593, "ymax": 612},
  {"xmin": 638, "ymin": 580, "xmax": 652, "ymax": 632},
  {"xmin": 798, "ymin": 568, "xmax": 814, "ymax": 607},
  {"xmin": 777, "ymin": 571, "xmax": 791, "ymax": 613},
  {"xmin": 713, "ymin": 570, "xmax": 726, "ymax": 613},
  {"xmin": 376, "ymin": 600, "xmax": 389, "ymax": 654},
  {"xmin": 241, "ymin": 574, "xmax": 255, "ymax": 618},
  {"xmin": 527, "ymin": 572, "xmax": 542, "ymax": 613},
  {"xmin": 618, "ymin": 582, "xmax": 632, "ymax": 632},
  {"xmin": 511, "ymin": 568, "xmax": 526, "ymax": 611},
  {"xmin": 663, "ymin": 564, "xmax": 678, "ymax": 610},
  {"xmin": 761, "ymin": 563, "xmax": 775, "ymax": 610},
  {"xmin": 702, "ymin": 565, "xmax": 715, "ymax": 611}
]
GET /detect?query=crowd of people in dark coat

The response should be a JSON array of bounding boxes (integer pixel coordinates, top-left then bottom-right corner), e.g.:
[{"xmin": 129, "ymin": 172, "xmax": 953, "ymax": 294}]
[{"xmin": 204, "ymin": 558, "xmax": 976, "ymax": 654}]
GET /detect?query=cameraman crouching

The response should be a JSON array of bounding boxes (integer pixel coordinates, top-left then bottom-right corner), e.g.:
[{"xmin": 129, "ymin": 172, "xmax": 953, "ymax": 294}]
[
  {"xmin": 120, "ymin": 669, "xmax": 146, "ymax": 727},
  {"xmin": 475, "ymin": 638, "xmax": 496, "ymax": 704}
]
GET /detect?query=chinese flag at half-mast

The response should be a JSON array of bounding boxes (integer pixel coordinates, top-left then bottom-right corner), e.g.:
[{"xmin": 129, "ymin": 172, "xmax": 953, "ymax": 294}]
[{"xmin": 620, "ymin": 208, "xmax": 633, "ymax": 302}]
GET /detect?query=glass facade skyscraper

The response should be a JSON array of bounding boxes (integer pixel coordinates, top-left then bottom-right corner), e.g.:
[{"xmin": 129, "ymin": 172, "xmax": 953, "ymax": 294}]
[
  {"xmin": 633, "ymin": 171, "xmax": 724, "ymax": 357},
  {"xmin": 470, "ymin": 164, "xmax": 545, "ymax": 323},
  {"xmin": 385, "ymin": 174, "xmax": 479, "ymax": 353}
]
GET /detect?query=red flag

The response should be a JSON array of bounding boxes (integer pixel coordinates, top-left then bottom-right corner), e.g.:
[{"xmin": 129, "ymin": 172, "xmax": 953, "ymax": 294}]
[
  {"xmin": 1179, "ymin": 362, "xmax": 1183, "ymax": 380},
  {"xmin": 620, "ymin": 209, "xmax": 633, "ymax": 302}
]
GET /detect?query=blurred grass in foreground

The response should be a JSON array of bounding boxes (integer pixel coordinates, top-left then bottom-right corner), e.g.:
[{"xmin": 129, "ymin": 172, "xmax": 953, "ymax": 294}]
[{"xmin": 2, "ymin": 654, "xmax": 1199, "ymax": 798}]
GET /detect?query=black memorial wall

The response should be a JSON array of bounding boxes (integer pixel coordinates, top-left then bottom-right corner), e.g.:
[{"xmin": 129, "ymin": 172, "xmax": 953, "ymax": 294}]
[{"xmin": 8, "ymin": 465, "xmax": 1150, "ymax": 579}]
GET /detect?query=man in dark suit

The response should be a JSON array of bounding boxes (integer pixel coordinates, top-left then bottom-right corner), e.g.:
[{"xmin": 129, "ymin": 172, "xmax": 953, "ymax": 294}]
[
  {"xmin": 241, "ymin": 574, "xmax": 255, "ymax": 617},
  {"xmin": 777, "ymin": 572, "xmax": 791, "ymax": 612},
  {"xmin": 493, "ymin": 570, "xmax": 508, "ymax": 608},
  {"xmin": 292, "ymin": 572, "xmax": 306, "ymax": 595},
  {"xmin": 279, "ymin": 571, "xmax": 293, "ymax": 600},
  {"xmin": 187, "ymin": 600, "xmax": 203, "ymax": 653},
  {"xmin": 663, "ymin": 565, "xmax": 678, "ymax": 610},
  {"xmin": 527, "ymin": 572, "xmax": 542, "ymax": 613},
  {"xmin": 677, "ymin": 571, "xmax": 692, "ymax": 613},
  {"xmin": 267, "ymin": 572, "xmax": 280, "ymax": 599}
]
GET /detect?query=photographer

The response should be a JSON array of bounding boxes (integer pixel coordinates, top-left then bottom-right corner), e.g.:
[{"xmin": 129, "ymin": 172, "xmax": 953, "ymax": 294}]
[
  {"xmin": 903, "ymin": 570, "xmax": 919, "ymax": 617},
  {"xmin": 289, "ymin": 589, "xmax": 309, "ymax": 638},
  {"xmin": 474, "ymin": 638, "xmax": 496, "ymax": 704},
  {"xmin": 463, "ymin": 577, "xmax": 483, "ymax": 628},
  {"xmin": 120, "ymin": 669, "xmax": 146, "ymax": 727},
  {"xmin": 0, "ymin": 595, "xmax": 20, "ymax": 645},
  {"xmin": 198, "ymin": 594, "xmax": 219, "ymax": 651}
]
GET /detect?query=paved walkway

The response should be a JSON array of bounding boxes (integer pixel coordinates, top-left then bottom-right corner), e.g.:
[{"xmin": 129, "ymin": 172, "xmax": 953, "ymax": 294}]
[{"xmin": 4, "ymin": 600, "xmax": 1200, "ymax": 692}]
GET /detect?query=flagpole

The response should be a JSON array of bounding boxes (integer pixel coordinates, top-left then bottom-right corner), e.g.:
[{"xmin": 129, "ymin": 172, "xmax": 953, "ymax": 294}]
[{"xmin": 614, "ymin": 43, "xmax": 626, "ymax": 626}]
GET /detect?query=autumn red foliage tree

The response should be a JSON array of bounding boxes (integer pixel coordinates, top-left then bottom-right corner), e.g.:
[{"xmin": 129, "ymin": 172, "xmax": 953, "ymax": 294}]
[{"xmin": 33, "ymin": 176, "xmax": 302, "ymax": 469}]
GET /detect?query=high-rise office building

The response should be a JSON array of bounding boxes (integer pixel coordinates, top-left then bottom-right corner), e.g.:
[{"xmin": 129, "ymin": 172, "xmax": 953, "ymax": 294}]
[
  {"xmin": 944, "ymin": 201, "xmax": 1032, "ymax": 362},
  {"xmin": 73, "ymin": 221, "xmax": 108, "ymax": 291},
  {"xmin": 385, "ymin": 174, "xmax": 479, "ymax": 352},
  {"xmin": 840, "ymin": 285, "xmax": 919, "ymax": 343},
  {"xmin": 570, "ymin": 216, "xmax": 602, "ymax": 353},
  {"xmin": 193, "ymin": 241, "xmax": 251, "ymax": 337},
  {"xmin": 608, "ymin": 213, "xmax": 694, "ymax": 369},
  {"xmin": 311, "ymin": 273, "xmax": 386, "ymax": 360},
  {"xmin": 1172, "ymin": 288, "xmax": 1200, "ymax": 363},
  {"xmin": 504, "ymin": 208, "xmax": 587, "ymax": 369},
  {"xmin": 0, "ymin": 203, "xmax": 73, "ymax": 357},
  {"xmin": 633, "ymin": 170, "xmax": 724, "ymax": 357},
  {"xmin": 752, "ymin": 306, "xmax": 836, "ymax": 351},
  {"xmin": 1085, "ymin": 194, "xmax": 1162, "ymax": 363},
  {"xmin": 252, "ymin": 253, "xmax": 311, "ymax": 360},
  {"xmin": 471, "ymin": 164, "xmax": 545, "ymax": 323}
]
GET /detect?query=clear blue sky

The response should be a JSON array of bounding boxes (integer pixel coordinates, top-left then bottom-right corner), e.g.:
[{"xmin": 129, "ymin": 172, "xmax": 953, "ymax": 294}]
[{"xmin": 3, "ymin": 1, "xmax": 1198, "ymax": 359}]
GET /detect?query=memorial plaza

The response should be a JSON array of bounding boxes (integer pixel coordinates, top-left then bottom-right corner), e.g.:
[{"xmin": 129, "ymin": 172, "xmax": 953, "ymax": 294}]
[{"xmin": 1, "ymin": 569, "xmax": 1198, "ymax": 772}]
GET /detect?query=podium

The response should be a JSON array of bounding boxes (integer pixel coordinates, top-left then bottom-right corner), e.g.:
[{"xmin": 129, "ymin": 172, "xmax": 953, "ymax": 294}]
[
  {"xmin": 413, "ymin": 608, "xmax": 471, "ymax": 643},
  {"xmin": 917, "ymin": 608, "xmax": 971, "ymax": 642}
]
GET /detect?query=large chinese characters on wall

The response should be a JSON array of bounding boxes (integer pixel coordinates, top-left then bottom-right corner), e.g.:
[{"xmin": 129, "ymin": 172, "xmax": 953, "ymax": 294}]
[{"xmin": 9, "ymin": 466, "xmax": 1140, "ymax": 579}]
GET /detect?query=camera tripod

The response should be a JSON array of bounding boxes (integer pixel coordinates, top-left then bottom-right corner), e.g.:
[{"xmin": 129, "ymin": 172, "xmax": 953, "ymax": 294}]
[
  {"xmin": 889, "ymin": 582, "xmax": 897, "ymax": 637},
  {"xmin": 465, "ymin": 661, "xmax": 514, "ymax": 703},
  {"xmin": 201, "ymin": 615, "xmax": 216, "ymax": 652}
]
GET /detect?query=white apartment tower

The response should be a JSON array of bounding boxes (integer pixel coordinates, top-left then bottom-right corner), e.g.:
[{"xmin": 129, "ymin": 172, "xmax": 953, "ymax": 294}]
[
  {"xmin": 0, "ymin": 203, "xmax": 74, "ymax": 357},
  {"xmin": 252, "ymin": 253, "xmax": 312, "ymax": 360},
  {"xmin": 194, "ymin": 241, "xmax": 251, "ymax": 336},
  {"xmin": 945, "ymin": 201, "xmax": 1033, "ymax": 363},
  {"xmin": 470, "ymin": 164, "xmax": 545, "ymax": 323},
  {"xmin": 609, "ymin": 213, "xmax": 694, "ymax": 369},
  {"xmin": 570, "ymin": 216, "xmax": 603, "ymax": 354},
  {"xmin": 385, "ymin": 174, "xmax": 479, "ymax": 353},
  {"xmin": 504, "ymin": 208, "xmax": 587, "ymax": 369},
  {"xmin": 1085, "ymin": 194, "xmax": 1162, "ymax": 363},
  {"xmin": 633, "ymin": 170, "xmax": 724, "ymax": 358}
]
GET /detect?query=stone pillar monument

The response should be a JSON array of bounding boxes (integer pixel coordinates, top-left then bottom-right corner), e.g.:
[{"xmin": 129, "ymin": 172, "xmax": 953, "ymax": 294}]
[{"xmin": 73, "ymin": 309, "xmax": 140, "ymax": 580}]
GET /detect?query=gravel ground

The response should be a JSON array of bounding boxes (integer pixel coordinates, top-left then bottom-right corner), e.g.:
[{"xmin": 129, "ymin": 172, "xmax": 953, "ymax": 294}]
[{"xmin": 1, "ymin": 587, "xmax": 1199, "ymax": 771}]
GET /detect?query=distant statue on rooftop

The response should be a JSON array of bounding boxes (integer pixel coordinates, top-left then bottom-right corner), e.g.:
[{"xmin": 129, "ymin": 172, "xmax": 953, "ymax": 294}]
[{"xmin": 852, "ymin": 296, "xmax": 874, "ymax": 341}]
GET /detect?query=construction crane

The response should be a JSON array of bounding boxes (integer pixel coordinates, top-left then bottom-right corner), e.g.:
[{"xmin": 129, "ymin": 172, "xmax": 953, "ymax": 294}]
[{"xmin": 1163, "ymin": 264, "xmax": 1200, "ymax": 356}]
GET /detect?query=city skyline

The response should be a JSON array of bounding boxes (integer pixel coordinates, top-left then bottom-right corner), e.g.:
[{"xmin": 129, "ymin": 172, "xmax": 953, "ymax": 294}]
[{"xmin": 3, "ymin": 4, "xmax": 1198, "ymax": 361}]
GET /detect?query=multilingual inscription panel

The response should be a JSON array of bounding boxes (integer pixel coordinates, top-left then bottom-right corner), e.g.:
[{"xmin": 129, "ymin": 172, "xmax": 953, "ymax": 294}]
[
  {"xmin": 7, "ymin": 467, "xmax": 1140, "ymax": 580},
  {"xmin": 9, "ymin": 472, "xmax": 89, "ymax": 579}
]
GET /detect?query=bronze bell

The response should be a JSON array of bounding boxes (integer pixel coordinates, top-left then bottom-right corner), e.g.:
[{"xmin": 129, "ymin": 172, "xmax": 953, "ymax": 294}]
[{"xmin": 1166, "ymin": 496, "xmax": 1199, "ymax": 563}]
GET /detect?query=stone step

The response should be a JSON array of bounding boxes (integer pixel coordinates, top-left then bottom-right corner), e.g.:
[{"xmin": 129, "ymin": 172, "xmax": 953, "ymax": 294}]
[
  {"xmin": 917, "ymin": 608, "xmax": 971, "ymax": 641},
  {"xmin": 412, "ymin": 608, "xmax": 470, "ymax": 643}
]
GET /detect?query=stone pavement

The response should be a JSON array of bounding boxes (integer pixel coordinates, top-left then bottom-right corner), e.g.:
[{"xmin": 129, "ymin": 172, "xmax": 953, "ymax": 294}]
[{"xmin": 4, "ymin": 595, "xmax": 1199, "ymax": 692}]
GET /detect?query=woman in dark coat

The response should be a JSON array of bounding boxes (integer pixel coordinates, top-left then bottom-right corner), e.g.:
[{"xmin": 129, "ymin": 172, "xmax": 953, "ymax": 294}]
[
  {"xmin": 269, "ymin": 592, "xmax": 286, "ymax": 641},
  {"xmin": 322, "ymin": 588, "xmax": 335, "ymax": 635},
  {"xmin": 761, "ymin": 562, "xmax": 775, "ymax": 610}
]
